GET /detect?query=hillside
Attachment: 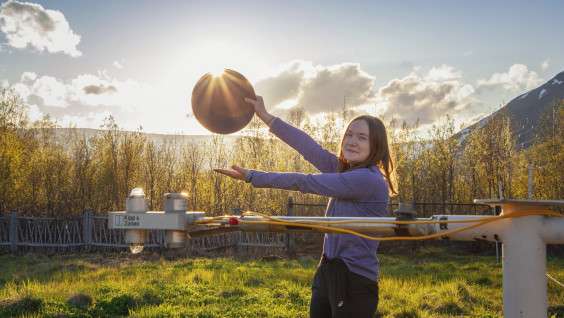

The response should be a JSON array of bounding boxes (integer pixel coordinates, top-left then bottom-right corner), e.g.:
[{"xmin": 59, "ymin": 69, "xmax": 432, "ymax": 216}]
[
  {"xmin": 458, "ymin": 70, "xmax": 564, "ymax": 149},
  {"xmin": 52, "ymin": 127, "xmax": 238, "ymax": 149}
]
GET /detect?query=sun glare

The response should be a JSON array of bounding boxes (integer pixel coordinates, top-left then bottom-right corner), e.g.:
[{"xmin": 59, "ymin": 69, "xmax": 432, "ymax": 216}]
[{"xmin": 209, "ymin": 67, "xmax": 226, "ymax": 77}]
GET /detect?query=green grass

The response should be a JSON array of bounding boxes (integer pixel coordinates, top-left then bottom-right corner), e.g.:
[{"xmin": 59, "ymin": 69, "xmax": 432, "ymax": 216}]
[{"xmin": 0, "ymin": 248, "xmax": 562, "ymax": 317}]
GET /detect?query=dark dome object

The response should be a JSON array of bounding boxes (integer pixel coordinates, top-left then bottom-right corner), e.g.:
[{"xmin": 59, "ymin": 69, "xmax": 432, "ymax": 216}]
[{"xmin": 191, "ymin": 69, "xmax": 256, "ymax": 134}]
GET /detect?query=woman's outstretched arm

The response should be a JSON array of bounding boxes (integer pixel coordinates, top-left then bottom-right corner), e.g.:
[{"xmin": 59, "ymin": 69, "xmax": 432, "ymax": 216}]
[{"xmin": 245, "ymin": 96, "xmax": 338, "ymax": 173}]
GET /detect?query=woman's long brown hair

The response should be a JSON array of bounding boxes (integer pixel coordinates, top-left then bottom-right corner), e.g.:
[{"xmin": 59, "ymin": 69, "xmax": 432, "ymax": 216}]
[{"xmin": 337, "ymin": 115, "xmax": 398, "ymax": 195}]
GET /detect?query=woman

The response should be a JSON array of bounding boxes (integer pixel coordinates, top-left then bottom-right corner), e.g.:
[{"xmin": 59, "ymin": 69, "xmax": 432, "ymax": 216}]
[{"xmin": 214, "ymin": 96, "xmax": 397, "ymax": 318}]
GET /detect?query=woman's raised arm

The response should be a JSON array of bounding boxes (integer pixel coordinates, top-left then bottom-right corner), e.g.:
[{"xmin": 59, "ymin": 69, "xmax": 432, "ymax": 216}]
[{"xmin": 245, "ymin": 96, "xmax": 277, "ymax": 127}]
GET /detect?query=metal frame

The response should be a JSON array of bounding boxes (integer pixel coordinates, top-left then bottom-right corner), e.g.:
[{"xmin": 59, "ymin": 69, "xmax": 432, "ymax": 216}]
[{"xmin": 0, "ymin": 210, "xmax": 285, "ymax": 254}]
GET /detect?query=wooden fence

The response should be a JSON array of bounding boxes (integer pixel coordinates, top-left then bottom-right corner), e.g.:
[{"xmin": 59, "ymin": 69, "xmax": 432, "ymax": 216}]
[{"xmin": 0, "ymin": 200, "xmax": 495, "ymax": 256}]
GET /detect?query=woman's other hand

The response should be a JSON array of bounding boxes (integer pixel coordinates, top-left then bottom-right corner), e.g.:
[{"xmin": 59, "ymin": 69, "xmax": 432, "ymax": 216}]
[{"xmin": 213, "ymin": 165, "xmax": 250, "ymax": 181}]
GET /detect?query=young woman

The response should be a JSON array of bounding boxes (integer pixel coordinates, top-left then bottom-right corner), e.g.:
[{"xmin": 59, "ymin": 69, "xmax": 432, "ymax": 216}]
[{"xmin": 214, "ymin": 96, "xmax": 397, "ymax": 318}]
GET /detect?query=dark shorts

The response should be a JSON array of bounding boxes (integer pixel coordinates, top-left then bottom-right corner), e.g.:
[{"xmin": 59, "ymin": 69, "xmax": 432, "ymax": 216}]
[{"xmin": 310, "ymin": 255, "xmax": 379, "ymax": 318}]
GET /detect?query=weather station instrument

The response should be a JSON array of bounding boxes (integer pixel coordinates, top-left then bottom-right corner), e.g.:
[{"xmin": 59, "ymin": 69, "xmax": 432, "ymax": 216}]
[
  {"xmin": 108, "ymin": 69, "xmax": 564, "ymax": 317},
  {"xmin": 108, "ymin": 190, "xmax": 563, "ymax": 318}
]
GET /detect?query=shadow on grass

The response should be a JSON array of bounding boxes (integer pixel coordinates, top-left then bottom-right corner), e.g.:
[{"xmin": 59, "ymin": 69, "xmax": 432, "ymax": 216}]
[{"xmin": 0, "ymin": 296, "xmax": 43, "ymax": 316}]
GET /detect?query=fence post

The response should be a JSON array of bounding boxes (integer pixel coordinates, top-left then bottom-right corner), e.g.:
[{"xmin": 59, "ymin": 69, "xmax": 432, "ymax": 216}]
[
  {"xmin": 411, "ymin": 199, "xmax": 418, "ymax": 253},
  {"xmin": 233, "ymin": 208, "xmax": 242, "ymax": 253},
  {"xmin": 494, "ymin": 205, "xmax": 502, "ymax": 263},
  {"xmin": 83, "ymin": 209, "xmax": 92, "ymax": 253},
  {"xmin": 158, "ymin": 230, "xmax": 164, "ymax": 252},
  {"xmin": 9, "ymin": 210, "xmax": 18, "ymax": 254},
  {"xmin": 286, "ymin": 197, "xmax": 295, "ymax": 258}
]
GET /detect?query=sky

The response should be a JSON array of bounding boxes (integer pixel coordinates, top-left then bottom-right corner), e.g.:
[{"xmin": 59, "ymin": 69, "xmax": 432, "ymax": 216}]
[{"xmin": 0, "ymin": 0, "xmax": 563, "ymax": 136}]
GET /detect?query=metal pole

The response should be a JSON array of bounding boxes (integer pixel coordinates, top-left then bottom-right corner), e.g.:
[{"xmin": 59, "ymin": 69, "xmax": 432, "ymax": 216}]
[
  {"xmin": 233, "ymin": 208, "xmax": 242, "ymax": 254},
  {"xmin": 83, "ymin": 209, "xmax": 92, "ymax": 253},
  {"xmin": 9, "ymin": 210, "xmax": 18, "ymax": 254},
  {"xmin": 502, "ymin": 209, "xmax": 546, "ymax": 317},
  {"xmin": 473, "ymin": 199, "xmax": 564, "ymax": 318},
  {"xmin": 286, "ymin": 197, "xmax": 295, "ymax": 257},
  {"xmin": 528, "ymin": 163, "xmax": 533, "ymax": 199},
  {"xmin": 158, "ymin": 229, "xmax": 164, "ymax": 252},
  {"xmin": 492, "ymin": 189, "xmax": 500, "ymax": 263}
]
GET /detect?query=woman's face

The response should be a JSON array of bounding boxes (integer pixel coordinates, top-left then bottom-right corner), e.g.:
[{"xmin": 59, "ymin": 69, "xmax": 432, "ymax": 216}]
[{"xmin": 342, "ymin": 119, "xmax": 371, "ymax": 165}]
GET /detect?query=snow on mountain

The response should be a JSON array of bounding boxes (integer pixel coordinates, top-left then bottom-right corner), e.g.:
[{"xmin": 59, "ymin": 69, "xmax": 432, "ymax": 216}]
[{"xmin": 539, "ymin": 88, "xmax": 547, "ymax": 99}]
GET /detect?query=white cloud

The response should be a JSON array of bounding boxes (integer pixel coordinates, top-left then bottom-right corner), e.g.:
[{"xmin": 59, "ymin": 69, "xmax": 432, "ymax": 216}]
[
  {"xmin": 253, "ymin": 62, "xmax": 480, "ymax": 128},
  {"xmin": 0, "ymin": 0, "xmax": 82, "ymax": 57},
  {"xmin": 476, "ymin": 64, "xmax": 543, "ymax": 92},
  {"xmin": 69, "ymin": 72, "xmax": 153, "ymax": 110},
  {"xmin": 5, "ymin": 70, "xmax": 162, "ymax": 132},
  {"xmin": 11, "ymin": 70, "xmax": 155, "ymax": 111},
  {"xmin": 425, "ymin": 64, "xmax": 462, "ymax": 81},
  {"xmin": 377, "ymin": 67, "xmax": 476, "ymax": 125},
  {"xmin": 60, "ymin": 110, "xmax": 113, "ymax": 130},
  {"xmin": 254, "ymin": 60, "xmax": 375, "ymax": 114},
  {"xmin": 1, "ymin": 79, "xmax": 10, "ymax": 88},
  {"xmin": 11, "ymin": 81, "xmax": 30, "ymax": 98},
  {"xmin": 541, "ymin": 58, "xmax": 550, "ymax": 70},
  {"xmin": 20, "ymin": 71, "xmax": 37, "ymax": 82},
  {"xmin": 32, "ymin": 75, "xmax": 69, "ymax": 107},
  {"xmin": 27, "ymin": 103, "xmax": 44, "ymax": 122},
  {"xmin": 251, "ymin": 61, "xmax": 305, "ymax": 109},
  {"xmin": 300, "ymin": 63, "xmax": 376, "ymax": 113}
]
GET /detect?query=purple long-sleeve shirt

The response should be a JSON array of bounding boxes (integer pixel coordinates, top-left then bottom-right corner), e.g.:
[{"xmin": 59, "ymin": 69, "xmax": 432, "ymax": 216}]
[{"xmin": 251, "ymin": 118, "xmax": 389, "ymax": 282}]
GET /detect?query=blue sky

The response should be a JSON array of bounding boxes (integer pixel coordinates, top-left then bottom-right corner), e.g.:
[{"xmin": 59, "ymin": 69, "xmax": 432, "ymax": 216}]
[{"xmin": 1, "ymin": 0, "xmax": 562, "ymax": 135}]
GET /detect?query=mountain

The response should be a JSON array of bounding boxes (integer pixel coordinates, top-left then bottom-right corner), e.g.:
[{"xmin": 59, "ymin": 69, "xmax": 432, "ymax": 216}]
[
  {"xmin": 457, "ymin": 71, "xmax": 564, "ymax": 150},
  {"xmin": 51, "ymin": 127, "xmax": 238, "ymax": 153},
  {"xmin": 54, "ymin": 127, "xmax": 234, "ymax": 145}
]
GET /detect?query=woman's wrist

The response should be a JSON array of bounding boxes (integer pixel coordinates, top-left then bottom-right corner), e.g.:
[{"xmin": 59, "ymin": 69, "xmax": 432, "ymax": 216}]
[
  {"xmin": 265, "ymin": 115, "xmax": 276, "ymax": 127},
  {"xmin": 257, "ymin": 111, "xmax": 272, "ymax": 122},
  {"xmin": 245, "ymin": 170, "xmax": 254, "ymax": 183}
]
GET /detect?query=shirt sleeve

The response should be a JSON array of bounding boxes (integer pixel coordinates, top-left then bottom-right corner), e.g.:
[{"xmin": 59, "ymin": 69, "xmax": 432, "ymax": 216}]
[
  {"xmin": 269, "ymin": 118, "xmax": 338, "ymax": 173},
  {"xmin": 251, "ymin": 168, "xmax": 387, "ymax": 201}
]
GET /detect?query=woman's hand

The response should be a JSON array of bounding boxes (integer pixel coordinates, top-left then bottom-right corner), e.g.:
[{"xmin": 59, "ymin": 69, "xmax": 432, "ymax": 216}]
[
  {"xmin": 213, "ymin": 165, "xmax": 250, "ymax": 181},
  {"xmin": 245, "ymin": 95, "xmax": 276, "ymax": 127}
]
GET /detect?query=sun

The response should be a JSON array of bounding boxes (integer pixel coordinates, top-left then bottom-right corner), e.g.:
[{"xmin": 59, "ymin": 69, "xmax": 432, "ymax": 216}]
[
  {"xmin": 184, "ymin": 40, "xmax": 263, "ymax": 80},
  {"xmin": 209, "ymin": 66, "xmax": 226, "ymax": 77}
]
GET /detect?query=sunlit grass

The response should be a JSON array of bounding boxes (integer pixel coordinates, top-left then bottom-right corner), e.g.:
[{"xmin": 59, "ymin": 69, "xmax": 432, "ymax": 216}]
[{"xmin": 0, "ymin": 249, "xmax": 562, "ymax": 317}]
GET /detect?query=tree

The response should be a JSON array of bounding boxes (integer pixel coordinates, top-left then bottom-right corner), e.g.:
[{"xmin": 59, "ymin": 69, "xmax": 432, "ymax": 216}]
[
  {"xmin": 69, "ymin": 132, "xmax": 95, "ymax": 213},
  {"xmin": 92, "ymin": 116, "xmax": 121, "ymax": 211},
  {"xmin": 118, "ymin": 128, "xmax": 146, "ymax": 202},
  {"xmin": 525, "ymin": 99, "xmax": 563, "ymax": 200},
  {"xmin": 0, "ymin": 88, "xmax": 33, "ymax": 215},
  {"xmin": 179, "ymin": 139, "xmax": 206, "ymax": 210},
  {"xmin": 387, "ymin": 117, "xmax": 419, "ymax": 204},
  {"xmin": 425, "ymin": 115, "xmax": 461, "ymax": 205},
  {"xmin": 142, "ymin": 138, "xmax": 164, "ymax": 210},
  {"xmin": 462, "ymin": 109, "xmax": 517, "ymax": 200},
  {"xmin": 205, "ymin": 134, "xmax": 232, "ymax": 215}
]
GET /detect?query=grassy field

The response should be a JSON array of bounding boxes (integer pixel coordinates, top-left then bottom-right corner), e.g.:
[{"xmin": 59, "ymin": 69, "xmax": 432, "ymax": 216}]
[{"xmin": 0, "ymin": 248, "xmax": 562, "ymax": 317}]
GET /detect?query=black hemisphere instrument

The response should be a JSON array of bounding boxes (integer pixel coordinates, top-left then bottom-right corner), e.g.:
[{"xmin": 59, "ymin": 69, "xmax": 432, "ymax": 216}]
[{"xmin": 191, "ymin": 69, "xmax": 256, "ymax": 134}]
